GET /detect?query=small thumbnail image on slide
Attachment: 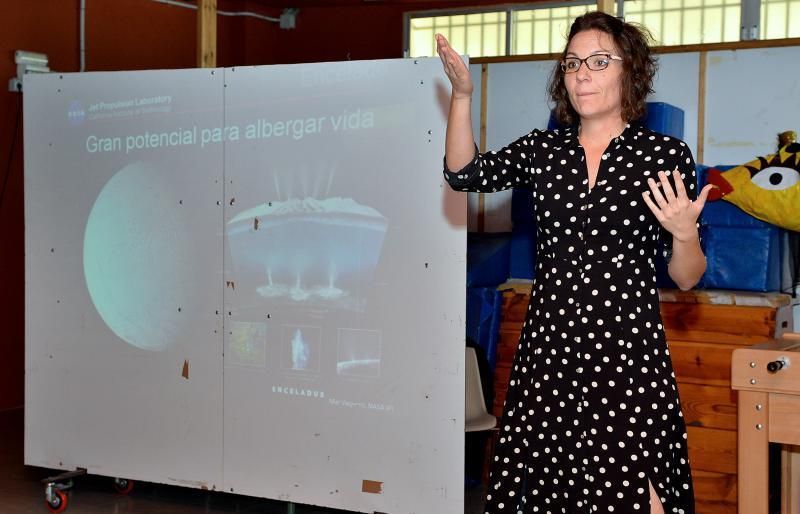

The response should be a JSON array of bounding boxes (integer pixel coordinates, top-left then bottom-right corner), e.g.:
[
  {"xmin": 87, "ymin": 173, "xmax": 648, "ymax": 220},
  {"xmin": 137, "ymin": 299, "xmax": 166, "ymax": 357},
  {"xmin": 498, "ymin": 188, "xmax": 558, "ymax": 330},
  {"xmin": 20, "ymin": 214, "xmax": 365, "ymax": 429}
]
[
  {"xmin": 281, "ymin": 325, "xmax": 322, "ymax": 373},
  {"xmin": 336, "ymin": 329, "xmax": 382, "ymax": 379},
  {"xmin": 228, "ymin": 321, "xmax": 267, "ymax": 368}
]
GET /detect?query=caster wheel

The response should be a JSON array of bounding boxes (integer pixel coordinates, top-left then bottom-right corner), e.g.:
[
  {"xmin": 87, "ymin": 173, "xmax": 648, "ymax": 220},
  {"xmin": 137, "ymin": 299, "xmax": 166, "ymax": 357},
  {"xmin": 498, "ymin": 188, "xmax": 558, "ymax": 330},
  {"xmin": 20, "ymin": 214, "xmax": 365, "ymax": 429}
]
[
  {"xmin": 45, "ymin": 489, "xmax": 68, "ymax": 513},
  {"xmin": 113, "ymin": 478, "xmax": 134, "ymax": 495}
]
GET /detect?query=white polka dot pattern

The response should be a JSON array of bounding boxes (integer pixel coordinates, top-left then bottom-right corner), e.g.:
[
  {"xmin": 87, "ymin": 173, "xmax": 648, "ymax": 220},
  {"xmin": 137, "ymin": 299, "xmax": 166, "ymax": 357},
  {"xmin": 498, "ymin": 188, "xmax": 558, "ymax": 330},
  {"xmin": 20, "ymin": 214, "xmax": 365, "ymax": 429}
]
[{"xmin": 444, "ymin": 124, "xmax": 697, "ymax": 513}]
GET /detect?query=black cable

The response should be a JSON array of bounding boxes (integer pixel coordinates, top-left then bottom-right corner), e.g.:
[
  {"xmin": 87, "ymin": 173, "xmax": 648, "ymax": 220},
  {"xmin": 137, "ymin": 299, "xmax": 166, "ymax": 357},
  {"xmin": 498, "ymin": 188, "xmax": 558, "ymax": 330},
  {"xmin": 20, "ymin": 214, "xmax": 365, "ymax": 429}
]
[
  {"xmin": 778, "ymin": 230, "xmax": 799, "ymax": 297},
  {"xmin": 0, "ymin": 84, "xmax": 23, "ymax": 211},
  {"xmin": 788, "ymin": 231, "xmax": 799, "ymax": 298}
]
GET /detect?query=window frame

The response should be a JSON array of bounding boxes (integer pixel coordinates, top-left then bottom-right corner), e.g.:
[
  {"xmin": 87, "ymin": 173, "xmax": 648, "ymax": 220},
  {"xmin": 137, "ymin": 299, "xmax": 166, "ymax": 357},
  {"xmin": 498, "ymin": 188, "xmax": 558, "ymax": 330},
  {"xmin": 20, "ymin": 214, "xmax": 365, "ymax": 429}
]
[
  {"xmin": 402, "ymin": 1, "xmax": 615, "ymax": 58},
  {"xmin": 403, "ymin": 0, "xmax": 799, "ymax": 59}
]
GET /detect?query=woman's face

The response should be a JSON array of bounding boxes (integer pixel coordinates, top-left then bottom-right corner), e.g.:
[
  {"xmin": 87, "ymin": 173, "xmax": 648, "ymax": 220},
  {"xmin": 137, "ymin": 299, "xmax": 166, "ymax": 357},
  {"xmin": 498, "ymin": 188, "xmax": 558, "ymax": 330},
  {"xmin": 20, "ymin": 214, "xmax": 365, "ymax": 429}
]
[{"xmin": 564, "ymin": 29, "xmax": 624, "ymax": 124}]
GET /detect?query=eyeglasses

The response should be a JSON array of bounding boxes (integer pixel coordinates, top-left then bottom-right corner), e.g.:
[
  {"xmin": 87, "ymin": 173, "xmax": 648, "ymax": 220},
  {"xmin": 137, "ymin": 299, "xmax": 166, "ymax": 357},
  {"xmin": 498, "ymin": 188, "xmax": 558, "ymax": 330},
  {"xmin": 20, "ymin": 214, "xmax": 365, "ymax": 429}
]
[{"xmin": 560, "ymin": 54, "xmax": 623, "ymax": 73}]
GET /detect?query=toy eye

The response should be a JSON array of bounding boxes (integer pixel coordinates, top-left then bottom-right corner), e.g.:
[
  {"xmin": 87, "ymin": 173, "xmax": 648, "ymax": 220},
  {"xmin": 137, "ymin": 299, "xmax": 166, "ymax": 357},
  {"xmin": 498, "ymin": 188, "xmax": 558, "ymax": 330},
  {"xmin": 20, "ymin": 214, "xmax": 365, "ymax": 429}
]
[{"xmin": 751, "ymin": 166, "xmax": 800, "ymax": 191}]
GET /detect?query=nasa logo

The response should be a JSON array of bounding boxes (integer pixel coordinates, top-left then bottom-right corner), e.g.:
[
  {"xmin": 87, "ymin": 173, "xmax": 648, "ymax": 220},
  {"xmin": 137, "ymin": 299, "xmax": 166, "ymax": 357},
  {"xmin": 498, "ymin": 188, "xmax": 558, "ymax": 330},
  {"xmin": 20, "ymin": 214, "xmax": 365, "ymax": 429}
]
[{"xmin": 67, "ymin": 100, "xmax": 85, "ymax": 126}]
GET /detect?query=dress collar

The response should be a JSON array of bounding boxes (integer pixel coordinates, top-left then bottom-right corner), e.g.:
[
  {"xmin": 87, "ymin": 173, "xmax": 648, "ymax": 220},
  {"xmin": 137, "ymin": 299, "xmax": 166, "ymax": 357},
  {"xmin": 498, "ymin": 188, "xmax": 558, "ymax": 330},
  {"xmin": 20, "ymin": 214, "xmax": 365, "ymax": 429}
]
[{"xmin": 562, "ymin": 122, "xmax": 640, "ymax": 151}]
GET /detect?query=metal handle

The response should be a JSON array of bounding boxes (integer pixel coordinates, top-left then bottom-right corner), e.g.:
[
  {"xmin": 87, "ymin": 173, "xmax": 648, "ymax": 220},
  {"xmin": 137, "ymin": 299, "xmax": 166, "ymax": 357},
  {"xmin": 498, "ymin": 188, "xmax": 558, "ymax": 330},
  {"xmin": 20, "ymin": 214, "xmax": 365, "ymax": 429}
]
[{"xmin": 767, "ymin": 356, "xmax": 790, "ymax": 374}]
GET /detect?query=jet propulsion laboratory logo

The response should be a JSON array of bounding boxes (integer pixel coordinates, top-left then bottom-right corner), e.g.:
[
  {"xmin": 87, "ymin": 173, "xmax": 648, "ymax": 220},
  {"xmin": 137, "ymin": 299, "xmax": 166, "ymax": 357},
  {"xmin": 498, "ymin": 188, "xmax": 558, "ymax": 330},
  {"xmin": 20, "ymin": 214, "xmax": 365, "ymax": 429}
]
[{"xmin": 67, "ymin": 101, "xmax": 86, "ymax": 126}]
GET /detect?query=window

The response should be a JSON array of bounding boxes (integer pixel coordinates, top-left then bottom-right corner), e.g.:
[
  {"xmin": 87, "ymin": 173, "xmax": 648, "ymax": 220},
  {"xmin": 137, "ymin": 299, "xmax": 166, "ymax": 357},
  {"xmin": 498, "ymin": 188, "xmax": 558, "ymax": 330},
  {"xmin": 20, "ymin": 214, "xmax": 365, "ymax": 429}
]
[
  {"xmin": 512, "ymin": 4, "xmax": 595, "ymax": 55},
  {"xmin": 623, "ymin": 0, "xmax": 741, "ymax": 45},
  {"xmin": 760, "ymin": 0, "xmax": 800, "ymax": 39},
  {"xmin": 407, "ymin": 12, "xmax": 507, "ymax": 58},
  {"xmin": 405, "ymin": 0, "xmax": 798, "ymax": 59}
]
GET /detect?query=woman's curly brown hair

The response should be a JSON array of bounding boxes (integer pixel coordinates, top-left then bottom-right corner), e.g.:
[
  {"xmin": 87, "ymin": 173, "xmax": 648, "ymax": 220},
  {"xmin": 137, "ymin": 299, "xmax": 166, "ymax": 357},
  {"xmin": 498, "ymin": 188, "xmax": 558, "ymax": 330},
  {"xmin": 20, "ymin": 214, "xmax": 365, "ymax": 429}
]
[{"xmin": 548, "ymin": 11, "xmax": 657, "ymax": 125}]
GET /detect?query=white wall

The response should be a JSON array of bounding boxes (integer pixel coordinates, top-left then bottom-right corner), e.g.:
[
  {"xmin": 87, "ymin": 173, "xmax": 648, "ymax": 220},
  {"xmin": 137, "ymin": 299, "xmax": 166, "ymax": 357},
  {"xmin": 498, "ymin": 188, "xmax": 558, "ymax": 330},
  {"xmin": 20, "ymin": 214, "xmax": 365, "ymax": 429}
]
[
  {"xmin": 704, "ymin": 46, "xmax": 800, "ymax": 164},
  {"xmin": 650, "ymin": 52, "xmax": 701, "ymax": 160}
]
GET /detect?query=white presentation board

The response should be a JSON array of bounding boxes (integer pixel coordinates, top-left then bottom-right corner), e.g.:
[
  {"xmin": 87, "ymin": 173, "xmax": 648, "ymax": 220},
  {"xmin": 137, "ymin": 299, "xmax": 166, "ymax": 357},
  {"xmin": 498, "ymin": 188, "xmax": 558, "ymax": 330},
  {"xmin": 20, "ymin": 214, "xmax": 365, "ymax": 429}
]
[{"xmin": 25, "ymin": 58, "xmax": 466, "ymax": 514}]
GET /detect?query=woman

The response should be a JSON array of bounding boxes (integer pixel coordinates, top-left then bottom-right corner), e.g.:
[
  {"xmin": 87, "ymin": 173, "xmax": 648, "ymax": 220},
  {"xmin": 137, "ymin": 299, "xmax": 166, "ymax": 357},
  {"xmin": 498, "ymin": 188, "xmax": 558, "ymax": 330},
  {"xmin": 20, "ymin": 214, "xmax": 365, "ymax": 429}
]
[{"xmin": 438, "ymin": 11, "xmax": 712, "ymax": 514}]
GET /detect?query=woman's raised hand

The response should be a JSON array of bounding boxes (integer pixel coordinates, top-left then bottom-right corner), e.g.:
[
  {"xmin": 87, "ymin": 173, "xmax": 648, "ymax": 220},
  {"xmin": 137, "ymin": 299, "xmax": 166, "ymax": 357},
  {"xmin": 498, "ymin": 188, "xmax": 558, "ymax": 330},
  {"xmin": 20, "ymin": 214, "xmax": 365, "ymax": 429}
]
[
  {"xmin": 436, "ymin": 34, "xmax": 473, "ymax": 100},
  {"xmin": 642, "ymin": 168, "xmax": 713, "ymax": 242}
]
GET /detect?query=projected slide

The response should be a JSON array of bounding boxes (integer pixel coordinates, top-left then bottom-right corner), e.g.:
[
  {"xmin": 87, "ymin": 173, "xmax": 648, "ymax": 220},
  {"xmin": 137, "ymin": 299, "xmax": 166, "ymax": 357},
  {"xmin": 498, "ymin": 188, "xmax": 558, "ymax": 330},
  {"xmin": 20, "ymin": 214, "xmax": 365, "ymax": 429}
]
[{"xmin": 24, "ymin": 59, "xmax": 465, "ymax": 514}]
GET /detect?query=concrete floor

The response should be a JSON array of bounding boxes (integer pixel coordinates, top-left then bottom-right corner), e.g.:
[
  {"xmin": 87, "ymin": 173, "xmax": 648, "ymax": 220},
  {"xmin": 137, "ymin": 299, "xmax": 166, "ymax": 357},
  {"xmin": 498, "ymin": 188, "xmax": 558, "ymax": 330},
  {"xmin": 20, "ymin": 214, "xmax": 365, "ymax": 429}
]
[{"xmin": 0, "ymin": 408, "xmax": 485, "ymax": 514}]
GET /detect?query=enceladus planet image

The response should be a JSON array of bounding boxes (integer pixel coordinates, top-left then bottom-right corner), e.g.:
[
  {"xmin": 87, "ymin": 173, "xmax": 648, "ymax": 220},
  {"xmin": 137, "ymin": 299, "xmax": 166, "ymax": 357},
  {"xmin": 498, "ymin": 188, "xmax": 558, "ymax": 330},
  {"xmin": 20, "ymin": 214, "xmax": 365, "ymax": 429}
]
[{"xmin": 83, "ymin": 161, "xmax": 201, "ymax": 351}]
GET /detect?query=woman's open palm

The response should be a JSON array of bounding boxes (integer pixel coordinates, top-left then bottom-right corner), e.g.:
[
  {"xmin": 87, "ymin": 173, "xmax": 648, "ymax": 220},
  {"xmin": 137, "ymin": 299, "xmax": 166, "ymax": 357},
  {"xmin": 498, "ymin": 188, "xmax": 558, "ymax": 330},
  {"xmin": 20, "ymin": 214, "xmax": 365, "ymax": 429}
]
[
  {"xmin": 642, "ymin": 168, "xmax": 713, "ymax": 241},
  {"xmin": 435, "ymin": 34, "xmax": 473, "ymax": 99}
]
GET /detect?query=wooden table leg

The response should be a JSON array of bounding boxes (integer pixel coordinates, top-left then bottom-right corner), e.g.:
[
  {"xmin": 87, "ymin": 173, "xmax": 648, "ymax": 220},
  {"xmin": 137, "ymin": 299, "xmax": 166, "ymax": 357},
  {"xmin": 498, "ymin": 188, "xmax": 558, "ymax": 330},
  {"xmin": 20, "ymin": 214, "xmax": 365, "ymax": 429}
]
[
  {"xmin": 782, "ymin": 445, "xmax": 800, "ymax": 514},
  {"xmin": 738, "ymin": 390, "xmax": 770, "ymax": 514}
]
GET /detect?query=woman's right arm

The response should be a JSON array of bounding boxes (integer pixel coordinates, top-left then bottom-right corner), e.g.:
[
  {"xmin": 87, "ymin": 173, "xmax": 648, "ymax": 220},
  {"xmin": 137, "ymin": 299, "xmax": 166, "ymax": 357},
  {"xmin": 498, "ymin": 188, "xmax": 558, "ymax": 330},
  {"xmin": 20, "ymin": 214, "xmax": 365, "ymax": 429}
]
[
  {"xmin": 437, "ymin": 34, "xmax": 536, "ymax": 193},
  {"xmin": 437, "ymin": 33, "xmax": 476, "ymax": 172}
]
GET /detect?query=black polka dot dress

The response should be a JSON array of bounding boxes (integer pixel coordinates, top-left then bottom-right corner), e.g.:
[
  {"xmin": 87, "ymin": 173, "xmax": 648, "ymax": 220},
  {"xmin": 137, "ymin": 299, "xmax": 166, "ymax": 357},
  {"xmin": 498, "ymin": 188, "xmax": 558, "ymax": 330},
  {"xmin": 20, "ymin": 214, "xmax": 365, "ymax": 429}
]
[{"xmin": 444, "ymin": 123, "xmax": 697, "ymax": 513}]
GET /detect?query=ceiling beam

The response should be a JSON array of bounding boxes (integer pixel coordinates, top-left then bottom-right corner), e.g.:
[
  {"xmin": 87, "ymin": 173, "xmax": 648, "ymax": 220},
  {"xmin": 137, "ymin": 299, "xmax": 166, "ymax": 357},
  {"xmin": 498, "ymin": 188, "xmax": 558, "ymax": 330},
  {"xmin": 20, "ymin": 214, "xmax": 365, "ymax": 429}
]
[{"xmin": 198, "ymin": 0, "xmax": 217, "ymax": 68}]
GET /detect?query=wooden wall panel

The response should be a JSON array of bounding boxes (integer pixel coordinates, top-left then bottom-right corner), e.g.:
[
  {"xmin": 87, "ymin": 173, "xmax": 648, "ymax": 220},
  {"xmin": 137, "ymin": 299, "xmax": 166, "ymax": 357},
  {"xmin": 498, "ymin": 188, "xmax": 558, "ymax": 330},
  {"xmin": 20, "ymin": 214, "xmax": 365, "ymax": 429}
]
[
  {"xmin": 693, "ymin": 470, "xmax": 738, "ymax": 514},
  {"xmin": 670, "ymin": 341, "xmax": 746, "ymax": 386},
  {"xmin": 687, "ymin": 426, "xmax": 738, "ymax": 475},
  {"xmin": 678, "ymin": 382, "xmax": 738, "ymax": 431},
  {"xmin": 661, "ymin": 303, "xmax": 778, "ymax": 342}
]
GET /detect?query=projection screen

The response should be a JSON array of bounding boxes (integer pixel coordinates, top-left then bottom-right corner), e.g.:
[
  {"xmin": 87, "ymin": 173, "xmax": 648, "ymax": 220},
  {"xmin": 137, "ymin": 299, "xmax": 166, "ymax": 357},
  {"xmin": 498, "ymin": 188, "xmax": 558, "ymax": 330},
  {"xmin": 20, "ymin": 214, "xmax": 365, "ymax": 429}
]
[{"xmin": 24, "ymin": 57, "xmax": 466, "ymax": 514}]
